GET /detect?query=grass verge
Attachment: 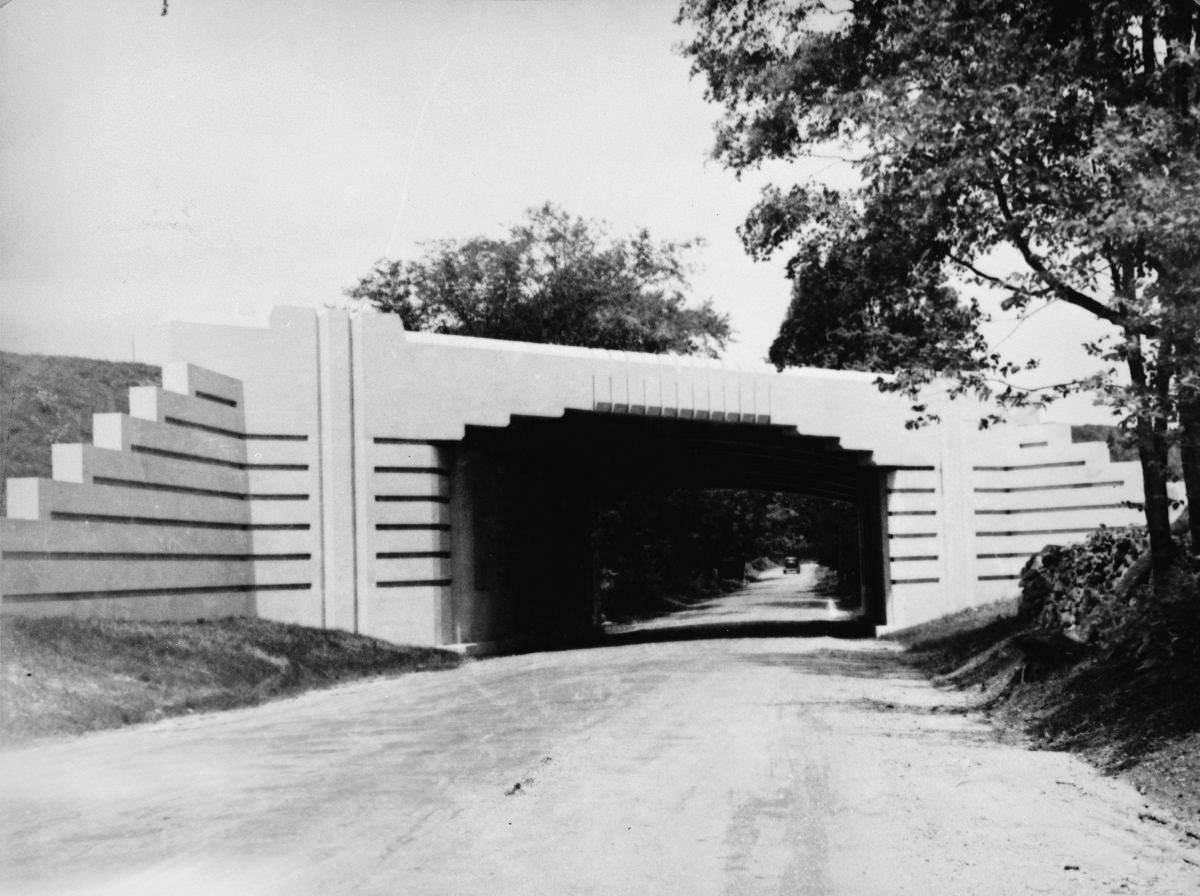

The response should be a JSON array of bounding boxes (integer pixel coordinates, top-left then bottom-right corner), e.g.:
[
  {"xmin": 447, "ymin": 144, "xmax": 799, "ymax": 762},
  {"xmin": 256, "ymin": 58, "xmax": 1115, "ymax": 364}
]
[
  {"xmin": 1, "ymin": 615, "xmax": 461, "ymax": 745},
  {"xmin": 889, "ymin": 599, "xmax": 1200, "ymax": 832}
]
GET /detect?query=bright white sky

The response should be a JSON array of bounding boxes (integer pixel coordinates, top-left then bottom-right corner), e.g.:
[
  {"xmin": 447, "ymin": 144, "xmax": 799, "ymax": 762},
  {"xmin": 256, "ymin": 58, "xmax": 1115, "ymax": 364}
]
[{"xmin": 0, "ymin": 0, "xmax": 1116, "ymax": 421}]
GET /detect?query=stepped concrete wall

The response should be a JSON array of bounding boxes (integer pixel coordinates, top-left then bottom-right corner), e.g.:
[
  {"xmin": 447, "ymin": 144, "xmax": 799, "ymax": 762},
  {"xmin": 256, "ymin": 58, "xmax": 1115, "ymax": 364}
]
[
  {"xmin": 883, "ymin": 418, "xmax": 1147, "ymax": 629},
  {"xmin": 0, "ymin": 307, "xmax": 1161, "ymax": 641},
  {"xmin": 1, "ymin": 361, "xmax": 320, "ymax": 622}
]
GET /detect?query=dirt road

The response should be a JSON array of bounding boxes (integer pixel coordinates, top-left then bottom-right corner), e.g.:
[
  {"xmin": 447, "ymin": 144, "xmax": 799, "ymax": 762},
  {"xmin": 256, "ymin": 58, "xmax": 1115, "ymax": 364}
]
[
  {"xmin": 3, "ymin": 566, "xmax": 1199, "ymax": 894},
  {"xmin": 604, "ymin": 562, "xmax": 856, "ymax": 637}
]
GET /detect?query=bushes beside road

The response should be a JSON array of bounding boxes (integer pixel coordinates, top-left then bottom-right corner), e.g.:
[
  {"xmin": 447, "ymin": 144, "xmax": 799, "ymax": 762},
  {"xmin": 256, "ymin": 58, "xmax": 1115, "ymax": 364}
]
[
  {"xmin": 1018, "ymin": 527, "xmax": 1150, "ymax": 641},
  {"xmin": 1018, "ymin": 526, "xmax": 1200, "ymax": 681}
]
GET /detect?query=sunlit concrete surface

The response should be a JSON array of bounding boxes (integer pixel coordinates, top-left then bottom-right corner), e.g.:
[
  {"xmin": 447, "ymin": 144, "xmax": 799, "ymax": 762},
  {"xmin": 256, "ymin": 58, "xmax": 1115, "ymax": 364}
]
[{"xmin": 3, "ymin": 583, "xmax": 1199, "ymax": 895}]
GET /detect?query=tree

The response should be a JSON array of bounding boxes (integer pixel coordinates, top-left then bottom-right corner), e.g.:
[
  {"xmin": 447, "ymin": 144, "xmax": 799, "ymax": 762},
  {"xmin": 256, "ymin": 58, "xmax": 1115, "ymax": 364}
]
[
  {"xmin": 765, "ymin": 192, "xmax": 988, "ymax": 387},
  {"xmin": 345, "ymin": 203, "xmax": 731, "ymax": 357},
  {"xmin": 677, "ymin": 0, "xmax": 1200, "ymax": 579}
]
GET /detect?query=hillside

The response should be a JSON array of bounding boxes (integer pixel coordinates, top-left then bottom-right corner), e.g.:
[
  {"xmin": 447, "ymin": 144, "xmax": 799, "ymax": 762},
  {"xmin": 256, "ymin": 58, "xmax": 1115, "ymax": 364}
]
[{"xmin": 0, "ymin": 351, "xmax": 160, "ymax": 514}]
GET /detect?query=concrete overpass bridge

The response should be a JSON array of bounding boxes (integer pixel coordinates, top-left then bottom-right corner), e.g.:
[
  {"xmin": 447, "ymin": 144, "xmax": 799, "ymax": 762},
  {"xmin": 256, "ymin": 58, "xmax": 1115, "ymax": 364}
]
[{"xmin": 1, "ymin": 307, "xmax": 1148, "ymax": 648}]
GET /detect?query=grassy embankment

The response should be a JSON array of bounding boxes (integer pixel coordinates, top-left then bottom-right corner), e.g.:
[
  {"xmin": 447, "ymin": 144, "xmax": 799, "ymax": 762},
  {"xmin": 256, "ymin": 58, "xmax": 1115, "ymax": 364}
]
[
  {"xmin": 892, "ymin": 599, "xmax": 1200, "ymax": 831},
  {"xmin": 1, "ymin": 616, "xmax": 460, "ymax": 744},
  {"xmin": 891, "ymin": 430, "xmax": 1198, "ymax": 829},
  {"xmin": 0, "ymin": 351, "xmax": 461, "ymax": 745}
]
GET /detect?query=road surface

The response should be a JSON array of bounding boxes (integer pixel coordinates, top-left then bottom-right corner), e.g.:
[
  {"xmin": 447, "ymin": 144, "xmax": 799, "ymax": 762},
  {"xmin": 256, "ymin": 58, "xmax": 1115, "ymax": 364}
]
[
  {"xmin": 604, "ymin": 562, "xmax": 856, "ymax": 638},
  {"xmin": 3, "ymin": 563, "xmax": 1199, "ymax": 894}
]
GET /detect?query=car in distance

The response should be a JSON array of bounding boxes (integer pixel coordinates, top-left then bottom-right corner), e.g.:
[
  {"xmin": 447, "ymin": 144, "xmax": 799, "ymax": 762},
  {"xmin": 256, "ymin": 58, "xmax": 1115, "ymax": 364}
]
[{"xmin": 782, "ymin": 556, "xmax": 799, "ymax": 574}]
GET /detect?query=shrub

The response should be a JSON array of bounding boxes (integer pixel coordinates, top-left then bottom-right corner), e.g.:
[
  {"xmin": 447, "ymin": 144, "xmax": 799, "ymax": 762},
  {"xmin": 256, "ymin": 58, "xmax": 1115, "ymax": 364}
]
[
  {"xmin": 1104, "ymin": 560, "xmax": 1200, "ymax": 680},
  {"xmin": 1018, "ymin": 526, "xmax": 1200, "ymax": 676},
  {"xmin": 1018, "ymin": 527, "xmax": 1148, "ymax": 640}
]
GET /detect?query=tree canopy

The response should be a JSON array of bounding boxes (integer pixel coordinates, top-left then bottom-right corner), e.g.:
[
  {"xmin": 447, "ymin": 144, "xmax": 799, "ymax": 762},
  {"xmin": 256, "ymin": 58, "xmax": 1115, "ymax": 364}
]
[
  {"xmin": 766, "ymin": 192, "xmax": 987, "ymax": 381},
  {"xmin": 345, "ymin": 203, "xmax": 731, "ymax": 357},
  {"xmin": 678, "ymin": 0, "xmax": 1200, "ymax": 573}
]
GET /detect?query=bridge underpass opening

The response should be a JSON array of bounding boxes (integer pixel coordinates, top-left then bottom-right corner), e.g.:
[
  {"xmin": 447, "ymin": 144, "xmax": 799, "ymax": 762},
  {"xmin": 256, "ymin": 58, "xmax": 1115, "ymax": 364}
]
[
  {"xmin": 593, "ymin": 486, "xmax": 862, "ymax": 627},
  {"xmin": 449, "ymin": 411, "xmax": 889, "ymax": 650}
]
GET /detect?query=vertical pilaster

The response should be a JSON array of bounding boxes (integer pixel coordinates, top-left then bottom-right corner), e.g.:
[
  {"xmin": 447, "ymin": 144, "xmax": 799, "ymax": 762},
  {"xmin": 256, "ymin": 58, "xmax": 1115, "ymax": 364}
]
[
  {"xmin": 938, "ymin": 412, "xmax": 975, "ymax": 618},
  {"xmin": 317, "ymin": 311, "xmax": 358, "ymax": 632},
  {"xmin": 350, "ymin": 312, "xmax": 375, "ymax": 637}
]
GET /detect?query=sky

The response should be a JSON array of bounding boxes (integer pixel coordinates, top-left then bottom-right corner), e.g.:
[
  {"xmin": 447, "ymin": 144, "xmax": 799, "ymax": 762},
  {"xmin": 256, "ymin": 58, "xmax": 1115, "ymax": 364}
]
[{"xmin": 0, "ymin": 0, "xmax": 1117, "ymax": 421}]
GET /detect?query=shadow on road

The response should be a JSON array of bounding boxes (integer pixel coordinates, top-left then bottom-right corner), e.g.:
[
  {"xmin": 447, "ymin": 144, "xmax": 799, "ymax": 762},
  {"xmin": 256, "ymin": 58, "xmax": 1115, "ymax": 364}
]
[
  {"xmin": 746, "ymin": 649, "xmax": 915, "ymax": 680},
  {"xmin": 593, "ymin": 618, "xmax": 875, "ymax": 648}
]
